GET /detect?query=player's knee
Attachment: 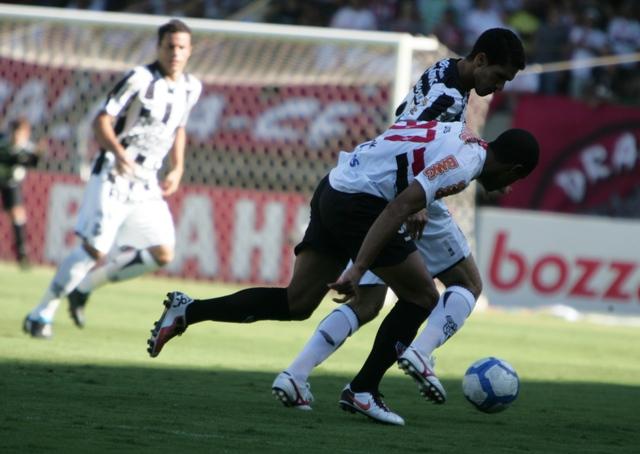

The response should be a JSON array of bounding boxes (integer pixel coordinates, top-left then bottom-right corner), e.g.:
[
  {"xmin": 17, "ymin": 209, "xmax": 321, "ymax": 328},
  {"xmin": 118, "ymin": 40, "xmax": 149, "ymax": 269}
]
[
  {"xmin": 289, "ymin": 306, "xmax": 315, "ymax": 321},
  {"xmin": 10, "ymin": 205, "xmax": 26, "ymax": 223},
  {"xmin": 82, "ymin": 242, "xmax": 104, "ymax": 261},
  {"xmin": 149, "ymin": 247, "xmax": 174, "ymax": 266},
  {"xmin": 286, "ymin": 289, "xmax": 319, "ymax": 320},
  {"xmin": 457, "ymin": 276, "xmax": 482, "ymax": 299},
  {"xmin": 441, "ymin": 273, "xmax": 483, "ymax": 300},
  {"xmin": 286, "ymin": 279, "xmax": 326, "ymax": 320}
]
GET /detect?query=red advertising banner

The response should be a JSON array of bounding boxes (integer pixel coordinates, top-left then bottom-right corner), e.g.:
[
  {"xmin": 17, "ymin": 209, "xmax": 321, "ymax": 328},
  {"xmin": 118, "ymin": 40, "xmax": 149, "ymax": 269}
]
[
  {"xmin": 0, "ymin": 172, "xmax": 309, "ymax": 286},
  {"xmin": 498, "ymin": 94, "xmax": 640, "ymax": 218}
]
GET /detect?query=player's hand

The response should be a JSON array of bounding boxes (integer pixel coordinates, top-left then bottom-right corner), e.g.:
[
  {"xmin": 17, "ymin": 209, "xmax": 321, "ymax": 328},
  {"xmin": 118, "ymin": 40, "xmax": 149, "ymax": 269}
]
[
  {"xmin": 161, "ymin": 169, "xmax": 182, "ymax": 197},
  {"xmin": 405, "ymin": 209, "xmax": 427, "ymax": 240},
  {"xmin": 328, "ymin": 267, "xmax": 363, "ymax": 304},
  {"xmin": 115, "ymin": 153, "xmax": 135, "ymax": 176}
]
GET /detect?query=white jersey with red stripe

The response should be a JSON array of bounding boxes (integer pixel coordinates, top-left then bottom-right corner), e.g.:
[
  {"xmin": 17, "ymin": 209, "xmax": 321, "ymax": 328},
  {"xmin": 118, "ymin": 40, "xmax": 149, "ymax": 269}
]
[{"xmin": 329, "ymin": 120, "xmax": 486, "ymax": 208}]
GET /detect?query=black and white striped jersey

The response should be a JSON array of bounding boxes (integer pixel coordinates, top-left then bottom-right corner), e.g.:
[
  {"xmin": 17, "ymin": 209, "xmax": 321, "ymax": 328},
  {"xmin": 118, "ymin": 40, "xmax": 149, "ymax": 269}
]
[
  {"xmin": 395, "ymin": 58, "xmax": 468, "ymax": 123},
  {"xmin": 101, "ymin": 62, "xmax": 202, "ymax": 182}
]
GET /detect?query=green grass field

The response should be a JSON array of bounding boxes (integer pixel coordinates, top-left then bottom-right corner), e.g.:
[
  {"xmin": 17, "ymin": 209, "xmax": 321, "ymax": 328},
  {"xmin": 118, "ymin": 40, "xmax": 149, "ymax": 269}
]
[{"xmin": 1, "ymin": 262, "xmax": 639, "ymax": 453}]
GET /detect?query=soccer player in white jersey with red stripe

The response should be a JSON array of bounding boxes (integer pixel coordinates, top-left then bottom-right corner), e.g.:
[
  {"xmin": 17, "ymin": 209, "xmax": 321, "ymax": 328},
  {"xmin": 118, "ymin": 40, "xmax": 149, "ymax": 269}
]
[{"xmin": 24, "ymin": 19, "xmax": 201, "ymax": 339}]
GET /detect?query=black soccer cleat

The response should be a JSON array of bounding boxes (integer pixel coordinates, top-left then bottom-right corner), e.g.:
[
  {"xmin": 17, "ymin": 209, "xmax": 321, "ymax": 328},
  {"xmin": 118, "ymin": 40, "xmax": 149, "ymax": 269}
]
[
  {"xmin": 23, "ymin": 316, "xmax": 53, "ymax": 339},
  {"xmin": 68, "ymin": 289, "xmax": 90, "ymax": 328}
]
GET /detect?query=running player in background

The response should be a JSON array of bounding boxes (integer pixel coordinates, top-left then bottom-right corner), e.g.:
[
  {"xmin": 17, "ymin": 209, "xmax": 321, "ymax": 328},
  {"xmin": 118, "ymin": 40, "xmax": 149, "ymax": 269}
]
[
  {"xmin": 270, "ymin": 27, "xmax": 525, "ymax": 424},
  {"xmin": 23, "ymin": 19, "xmax": 201, "ymax": 339},
  {"xmin": 0, "ymin": 117, "xmax": 40, "ymax": 269}
]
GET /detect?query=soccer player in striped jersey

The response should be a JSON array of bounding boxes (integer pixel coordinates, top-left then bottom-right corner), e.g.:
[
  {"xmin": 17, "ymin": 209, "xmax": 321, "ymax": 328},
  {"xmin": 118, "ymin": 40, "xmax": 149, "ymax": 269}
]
[{"xmin": 23, "ymin": 19, "xmax": 201, "ymax": 339}]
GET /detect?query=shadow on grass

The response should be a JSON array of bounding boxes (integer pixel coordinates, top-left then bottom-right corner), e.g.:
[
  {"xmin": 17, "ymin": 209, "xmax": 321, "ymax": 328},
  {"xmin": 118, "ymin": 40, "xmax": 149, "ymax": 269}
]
[{"xmin": 1, "ymin": 361, "xmax": 638, "ymax": 454}]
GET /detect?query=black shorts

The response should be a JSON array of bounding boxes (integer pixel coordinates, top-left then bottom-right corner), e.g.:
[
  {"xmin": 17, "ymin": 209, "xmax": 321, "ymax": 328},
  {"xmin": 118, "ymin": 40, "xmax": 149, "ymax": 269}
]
[
  {"xmin": 295, "ymin": 175, "xmax": 416, "ymax": 268},
  {"xmin": 0, "ymin": 183, "xmax": 21, "ymax": 210}
]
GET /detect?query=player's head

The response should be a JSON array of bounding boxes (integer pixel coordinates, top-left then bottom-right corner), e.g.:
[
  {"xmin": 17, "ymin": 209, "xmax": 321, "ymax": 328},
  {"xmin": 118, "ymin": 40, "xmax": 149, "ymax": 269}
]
[
  {"xmin": 157, "ymin": 19, "xmax": 192, "ymax": 80},
  {"xmin": 466, "ymin": 28, "xmax": 525, "ymax": 96},
  {"xmin": 479, "ymin": 128, "xmax": 539, "ymax": 191}
]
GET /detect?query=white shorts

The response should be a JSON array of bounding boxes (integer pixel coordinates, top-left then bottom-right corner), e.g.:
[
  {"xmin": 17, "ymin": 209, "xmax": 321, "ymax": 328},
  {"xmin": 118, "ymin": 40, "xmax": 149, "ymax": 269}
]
[
  {"xmin": 355, "ymin": 200, "xmax": 470, "ymax": 285},
  {"xmin": 74, "ymin": 173, "xmax": 175, "ymax": 254}
]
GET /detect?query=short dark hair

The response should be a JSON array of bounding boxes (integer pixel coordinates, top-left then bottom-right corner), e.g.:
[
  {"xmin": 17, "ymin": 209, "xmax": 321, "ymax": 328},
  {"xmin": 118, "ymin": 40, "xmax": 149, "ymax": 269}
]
[
  {"xmin": 158, "ymin": 19, "xmax": 192, "ymax": 45},
  {"xmin": 489, "ymin": 128, "xmax": 539, "ymax": 176},
  {"xmin": 467, "ymin": 28, "xmax": 525, "ymax": 70}
]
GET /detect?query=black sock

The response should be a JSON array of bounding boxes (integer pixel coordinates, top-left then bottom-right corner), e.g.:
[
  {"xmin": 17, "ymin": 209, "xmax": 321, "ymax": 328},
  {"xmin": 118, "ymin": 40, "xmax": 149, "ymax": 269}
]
[
  {"xmin": 185, "ymin": 287, "xmax": 290, "ymax": 324},
  {"xmin": 350, "ymin": 300, "xmax": 431, "ymax": 393},
  {"xmin": 12, "ymin": 222, "xmax": 27, "ymax": 261}
]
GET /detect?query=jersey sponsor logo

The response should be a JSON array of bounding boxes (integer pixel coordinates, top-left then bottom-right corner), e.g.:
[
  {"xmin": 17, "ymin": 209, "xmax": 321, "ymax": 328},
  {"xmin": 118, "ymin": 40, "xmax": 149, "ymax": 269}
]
[
  {"xmin": 435, "ymin": 180, "xmax": 466, "ymax": 199},
  {"xmin": 423, "ymin": 155, "xmax": 459, "ymax": 180}
]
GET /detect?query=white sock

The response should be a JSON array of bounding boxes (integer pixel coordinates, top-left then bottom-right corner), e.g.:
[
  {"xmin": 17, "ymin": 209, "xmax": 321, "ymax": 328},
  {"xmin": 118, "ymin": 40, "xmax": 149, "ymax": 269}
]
[
  {"xmin": 77, "ymin": 249, "xmax": 160, "ymax": 293},
  {"xmin": 410, "ymin": 286, "xmax": 476, "ymax": 357},
  {"xmin": 30, "ymin": 245, "xmax": 96, "ymax": 322},
  {"xmin": 286, "ymin": 305, "xmax": 359, "ymax": 383}
]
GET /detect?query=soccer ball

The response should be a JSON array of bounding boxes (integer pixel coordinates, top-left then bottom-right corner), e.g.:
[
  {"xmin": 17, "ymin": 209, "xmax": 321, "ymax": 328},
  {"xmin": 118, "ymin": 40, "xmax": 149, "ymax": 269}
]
[{"xmin": 462, "ymin": 357, "xmax": 519, "ymax": 413}]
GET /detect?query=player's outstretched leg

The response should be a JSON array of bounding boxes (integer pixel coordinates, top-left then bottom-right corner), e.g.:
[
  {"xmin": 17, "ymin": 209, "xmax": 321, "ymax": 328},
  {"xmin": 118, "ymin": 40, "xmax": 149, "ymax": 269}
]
[
  {"xmin": 338, "ymin": 385, "xmax": 405, "ymax": 426},
  {"xmin": 272, "ymin": 371, "xmax": 314, "ymax": 410},
  {"xmin": 147, "ymin": 291, "xmax": 192, "ymax": 357},
  {"xmin": 397, "ymin": 346, "xmax": 446, "ymax": 404}
]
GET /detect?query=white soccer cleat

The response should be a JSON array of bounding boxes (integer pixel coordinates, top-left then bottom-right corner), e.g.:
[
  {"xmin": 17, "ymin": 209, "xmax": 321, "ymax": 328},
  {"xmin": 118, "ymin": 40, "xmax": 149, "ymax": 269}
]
[
  {"xmin": 398, "ymin": 346, "xmax": 447, "ymax": 404},
  {"xmin": 147, "ymin": 291, "xmax": 192, "ymax": 358},
  {"xmin": 339, "ymin": 385, "xmax": 405, "ymax": 426},
  {"xmin": 272, "ymin": 371, "xmax": 314, "ymax": 410}
]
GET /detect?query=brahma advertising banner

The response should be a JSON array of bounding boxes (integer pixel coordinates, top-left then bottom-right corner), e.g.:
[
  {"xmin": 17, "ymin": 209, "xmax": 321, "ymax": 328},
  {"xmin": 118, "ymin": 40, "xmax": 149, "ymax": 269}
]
[
  {"xmin": 497, "ymin": 95, "xmax": 640, "ymax": 218},
  {"xmin": 477, "ymin": 207, "xmax": 640, "ymax": 315}
]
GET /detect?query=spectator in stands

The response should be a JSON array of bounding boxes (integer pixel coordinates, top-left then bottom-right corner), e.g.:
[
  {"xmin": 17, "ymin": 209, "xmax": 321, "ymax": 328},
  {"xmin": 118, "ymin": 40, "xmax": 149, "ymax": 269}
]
[
  {"xmin": 569, "ymin": 6, "xmax": 610, "ymax": 98},
  {"xmin": 533, "ymin": 4, "xmax": 571, "ymax": 94},
  {"xmin": 433, "ymin": 7, "xmax": 464, "ymax": 54},
  {"xmin": 417, "ymin": 0, "xmax": 448, "ymax": 35},
  {"xmin": 388, "ymin": 0, "xmax": 423, "ymax": 35},
  {"xmin": 330, "ymin": 0, "xmax": 378, "ymax": 31},
  {"xmin": 463, "ymin": 0, "xmax": 506, "ymax": 48},
  {"xmin": 607, "ymin": 0, "xmax": 640, "ymax": 101}
]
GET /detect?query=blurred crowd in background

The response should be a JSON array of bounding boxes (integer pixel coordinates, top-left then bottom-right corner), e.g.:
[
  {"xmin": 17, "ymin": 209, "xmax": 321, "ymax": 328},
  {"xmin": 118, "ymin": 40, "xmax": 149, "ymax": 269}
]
[{"xmin": 19, "ymin": 0, "xmax": 640, "ymax": 103}]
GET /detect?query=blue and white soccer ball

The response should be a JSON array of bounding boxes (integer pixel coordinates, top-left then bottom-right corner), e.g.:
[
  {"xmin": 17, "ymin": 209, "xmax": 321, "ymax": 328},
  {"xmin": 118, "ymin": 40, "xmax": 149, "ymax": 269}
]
[{"xmin": 462, "ymin": 357, "xmax": 519, "ymax": 413}]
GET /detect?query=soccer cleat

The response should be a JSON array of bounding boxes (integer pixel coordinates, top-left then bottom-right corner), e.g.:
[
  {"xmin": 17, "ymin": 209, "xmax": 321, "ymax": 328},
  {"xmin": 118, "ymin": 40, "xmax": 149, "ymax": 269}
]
[
  {"xmin": 338, "ymin": 385, "xmax": 405, "ymax": 426},
  {"xmin": 23, "ymin": 316, "xmax": 53, "ymax": 339},
  {"xmin": 147, "ymin": 291, "xmax": 192, "ymax": 358},
  {"xmin": 272, "ymin": 371, "xmax": 314, "ymax": 411},
  {"xmin": 398, "ymin": 346, "xmax": 447, "ymax": 404},
  {"xmin": 68, "ymin": 289, "xmax": 89, "ymax": 328}
]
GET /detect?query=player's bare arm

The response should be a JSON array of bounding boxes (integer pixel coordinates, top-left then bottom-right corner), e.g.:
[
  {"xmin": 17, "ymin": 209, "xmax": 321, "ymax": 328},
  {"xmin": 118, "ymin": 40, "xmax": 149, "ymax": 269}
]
[
  {"xmin": 92, "ymin": 112, "xmax": 135, "ymax": 175},
  {"xmin": 161, "ymin": 126, "xmax": 186, "ymax": 197},
  {"xmin": 329, "ymin": 181, "xmax": 427, "ymax": 303}
]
